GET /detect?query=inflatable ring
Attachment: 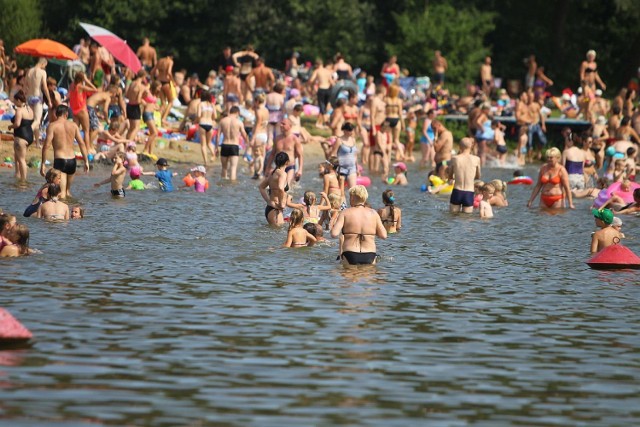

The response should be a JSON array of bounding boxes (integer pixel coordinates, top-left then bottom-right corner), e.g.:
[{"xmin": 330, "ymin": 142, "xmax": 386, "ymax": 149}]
[
  {"xmin": 508, "ymin": 176, "xmax": 533, "ymax": 185},
  {"xmin": 593, "ymin": 181, "xmax": 640, "ymax": 208},
  {"xmin": 329, "ymin": 80, "xmax": 359, "ymax": 108}
]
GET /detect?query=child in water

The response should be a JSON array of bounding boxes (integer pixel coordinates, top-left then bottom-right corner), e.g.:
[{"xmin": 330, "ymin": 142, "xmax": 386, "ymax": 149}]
[
  {"xmin": 492, "ymin": 120, "xmax": 507, "ymax": 165},
  {"xmin": 143, "ymin": 158, "xmax": 177, "ymax": 192},
  {"xmin": 378, "ymin": 189, "xmax": 402, "ymax": 233},
  {"xmin": 489, "ymin": 179, "xmax": 508, "ymax": 206},
  {"xmin": 182, "ymin": 166, "xmax": 209, "ymax": 192},
  {"xmin": 390, "ymin": 162, "xmax": 408, "ymax": 185},
  {"xmin": 479, "ymin": 184, "xmax": 495, "ymax": 218},
  {"xmin": 283, "ymin": 208, "xmax": 317, "ymax": 248},
  {"xmin": 303, "ymin": 223, "xmax": 325, "ymax": 242},
  {"xmin": 94, "ymin": 152, "xmax": 127, "ymax": 198},
  {"xmin": 71, "ymin": 206, "xmax": 85, "ymax": 219},
  {"xmin": 319, "ymin": 193, "xmax": 342, "ymax": 230},
  {"xmin": 125, "ymin": 141, "xmax": 142, "ymax": 176},
  {"xmin": 591, "ymin": 208, "xmax": 621, "ymax": 252},
  {"xmin": 126, "ymin": 169, "xmax": 146, "ymax": 190},
  {"xmin": 24, "ymin": 168, "xmax": 61, "ymax": 217},
  {"xmin": 36, "ymin": 184, "xmax": 69, "ymax": 220}
]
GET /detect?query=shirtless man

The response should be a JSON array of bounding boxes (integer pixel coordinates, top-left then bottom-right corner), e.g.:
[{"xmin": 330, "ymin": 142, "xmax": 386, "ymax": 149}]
[
  {"xmin": 448, "ymin": 137, "xmax": 481, "ymax": 213},
  {"xmin": 480, "ymin": 56, "xmax": 493, "ymax": 95},
  {"xmin": 265, "ymin": 119, "xmax": 304, "ymax": 185},
  {"xmin": 527, "ymin": 92, "xmax": 547, "ymax": 161},
  {"xmin": 136, "ymin": 38, "xmax": 157, "ymax": 72},
  {"xmin": 432, "ymin": 50, "xmax": 448, "ymax": 87},
  {"xmin": 433, "ymin": 120, "xmax": 453, "ymax": 171},
  {"xmin": 215, "ymin": 106, "xmax": 249, "ymax": 180},
  {"xmin": 248, "ymin": 58, "xmax": 275, "ymax": 94},
  {"xmin": 591, "ymin": 208, "xmax": 621, "ymax": 253},
  {"xmin": 86, "ymin": 90, "xmax": 112, "ymax": 149},
  {"xmin": 125, "ymin": 70, "xmax": 147, "ymax": 141},
  {"xmin": 308, "ymin": 59, "xmax": 335, "ymax": 128},
  {"xmin": 40, "ymin": 105, "xmax": 89, "ymax": 199},
  {"xmin": 152, "ymin": 54, "xmax": 175, "ymax": 125},
  {"xmin": 75, "ymin": 39, "xmax": 90, "ymax": 72},
  {"xmin": 223, "ymin": 66, "xmax": 243, "ymax": 112},
  {"xmin": 24, "ymin": 58, "xmax": 52, "ymax": 143},
  {"xmin": 525, "ymin": 54, "xmax": 537, "ymax": 90},
  {"xmin": 369, "ymin": 85, "xmax": 387, "ymax": 167}
]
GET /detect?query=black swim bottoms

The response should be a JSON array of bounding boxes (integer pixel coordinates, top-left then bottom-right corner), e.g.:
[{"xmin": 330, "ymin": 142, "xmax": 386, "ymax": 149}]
[
  {"xmin": 200, "ymin": 124, "xmax": 213, "ymax": 132},
  {"xmin": 387, "ymin": 118, "xmax": 399, "ymax": 128},
  {"xmin": 111, "ymin": 188, "xmax": 125, "ymax": 198},
  {"xmin": 449, "ymin": 188, "xmax": 474, "ymax": 207},
  {"xmin": 265, "ymin": 205, "xmax": 282, "ymax": 219},
  {"xmin": 126, "ymin": 104, "xmax": 141, "ymax": 121},
  {"xmin": 317, "ymin": 88, "xmax": 331, "ymax": 115},
  {"xmin": 496, "ymin": 145, "xmax": 508, "ymax": 154},
  {"xmin": 341, "ymin": 251, "xmax": 377, "ymax": 265},
  {"xmin": 53, "ymin": 158, "xmax": 77, "ymax": 175},
  {"xmin": 220, "ymin": 144, "xmax": 240, "ymax": 157}
]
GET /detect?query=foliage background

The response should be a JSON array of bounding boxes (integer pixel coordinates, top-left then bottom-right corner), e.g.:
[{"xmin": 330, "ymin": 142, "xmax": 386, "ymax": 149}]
[{"xmin": 3, "ymin": 0, "xmax": 640, "ymax": 93}]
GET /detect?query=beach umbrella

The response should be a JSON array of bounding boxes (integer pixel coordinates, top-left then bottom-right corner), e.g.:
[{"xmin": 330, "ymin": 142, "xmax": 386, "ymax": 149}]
[
  {"xmin": 79, "ymin": 22, "xmax": 142, "ymax": 73},
  {"xmin": 14, "ymin": 39, "xmax": 78, "ymax": 61}
]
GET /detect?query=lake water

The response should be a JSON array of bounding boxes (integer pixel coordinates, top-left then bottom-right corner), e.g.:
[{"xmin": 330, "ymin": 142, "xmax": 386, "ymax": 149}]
[{"xmin": 1, "ymin": 161, "xmax": 639, "ymax": 426}]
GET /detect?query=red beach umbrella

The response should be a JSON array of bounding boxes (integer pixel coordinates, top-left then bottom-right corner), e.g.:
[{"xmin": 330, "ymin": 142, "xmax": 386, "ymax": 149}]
[
  {"xmin": 79, "ymin": 22, "xmax": 142, "ymax": 73},
  {"xmin": 0, "ymin": 308, "xmax": 33, "ymax": 342},
  {"xmin": 14, "ymin": 39, "xmax": 78, "ymax": 61}
]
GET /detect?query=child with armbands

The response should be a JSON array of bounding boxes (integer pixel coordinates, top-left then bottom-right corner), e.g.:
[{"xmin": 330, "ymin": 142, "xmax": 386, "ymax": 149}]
[
  {"xmin": 473, "ymin": 179, "xmax": 484, "ymax": 208},
  {"xmin": 182, "ymin": 166, "xmax": 209, "ymax": 193}
]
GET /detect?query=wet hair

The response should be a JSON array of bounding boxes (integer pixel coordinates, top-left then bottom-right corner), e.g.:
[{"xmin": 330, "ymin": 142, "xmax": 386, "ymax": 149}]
[
  {"xmin": 0, "ymin": 213, "xmax": 16, "ymax": 233},
  {"xmin": 13, "ymin": 89, "xmax": 26, "ymax": 103},
  {"xmin": 627, "ymin": 146, "xmax": 637, "ymax": 156},
  {"xmin": 46, "ymin": 183, "xmax": 61, "ymax": 200},
  {"xmin": 7, "ymin": 224, "xmax": 29, "ymax": 255},
  {"xmin": 56, "ymin": 104, "xmax": 69, "ymax": 117},
  {"xmin": 288, "ymin": 208, "xmax": 304, "ymax": 231},
  {"xmin": 341, "ymin": 122, "xmax": 355, "ymax": 132},
  {"xmin": 72, "ymin": 206, "xmax": 85, "ymax": 218},
  {"xmin": 382, "ymin": 189, "xmax": 396, "ymax": 223},
  {"xmin": 274, "ymin": 151, "xmax": 289, "ymax": 168},
  {"xmin": 303, "ymin": 191, "xmax": 316, "ymax": 206},
  {"xmin": 229, "ymin": 106, "xmax": 240, "ymax": 114},
  {"xmin": 634, "ymin": 188, "xmax": 640, "ymax": 199},
  {"xmin": 490, "ymin": 179, "xmax": 507, "ymax": 197},
  {"xmin": 45, "ymin": 168, "xmax": 61, "ymax": 183},
  {"xmin": 481, "ymin": 183, "xmax": 495, "ymax": 194},
  {"xmin": 304, "ymin": 222, "xmax": 322, "ymax": 238},
  {"xmin": 513, "ymin": 170, "xmax": 523, "ymax": 177}
]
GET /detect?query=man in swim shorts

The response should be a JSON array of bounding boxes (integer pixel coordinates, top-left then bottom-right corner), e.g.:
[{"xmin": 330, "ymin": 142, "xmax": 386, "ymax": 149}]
[
  {"xmin": 308, "ymin": 59, "xmax": 335, "ymax": 129},
  {"xmin": 448, "ymin": 137, "xmax": 481, "ymax": 213},
  {"xmin": 216, "ymin": 106, "xmax": 249, "ymax": 181},
  {"xmin": 25, "ymin": 58, "xmax": 52, "ymax": 144},
  {"xmin": 40, "ymin": 105, "xmax": 90, "ymax": 199},
  {"xmin": 265, "ymin": 118, "xmax": 304, "ymax": 185},
  {"xmin": 136, "ymin": 38, "xmax": 157, "ymax": 73},
  {"xmin": 433, "ymin": 120, "xmax": 453, "ymax": 172},
  {"xmin": 125, "ymin": 70, "xmax": 146, "ymax": 141}
]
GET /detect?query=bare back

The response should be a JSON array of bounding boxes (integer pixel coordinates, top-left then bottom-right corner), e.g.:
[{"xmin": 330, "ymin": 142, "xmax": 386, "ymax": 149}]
[{"xmin": 450, "ymin": 152, "xmax": 481, "ymax": 191}]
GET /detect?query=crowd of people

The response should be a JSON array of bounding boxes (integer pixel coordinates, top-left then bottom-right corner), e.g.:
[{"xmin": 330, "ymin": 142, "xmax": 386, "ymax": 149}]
[{"xmin": 0, "ymin": 37, "xmax": 638, "ymax": 262}]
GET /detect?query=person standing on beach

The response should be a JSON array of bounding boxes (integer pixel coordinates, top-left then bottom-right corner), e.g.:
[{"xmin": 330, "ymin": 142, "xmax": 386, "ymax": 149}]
[
  {"xmin": 136, "ymin": 38, "xmax": 157, "ymax": 72},
  {"xmin": 480, "ymin": 56, "xmax": 493, "ymax": 95},
  {"xmin": 265, "ymin": 119, "xmax": 304, "ymax": 185},
  {"xmin": 24, "ymin": 58, "xmax": 52, "ymax": 144},
  {"xmin": 40, "ymin": 105, "xmax": 90, "ymax": 199},
  {"xmin": 448, "ymin": 137, "xmax": 481, "ymax": 213},
  {"xmin": 125, "ymin": 70, "xmax": 147, "ymax": 141},
  {"xmin": 433, "ymin": 51, "xmax": 448, "ymax": 86},
  {"xmin": 308, "ymin": 59, "xmax": 335, "ymax": 129},
  {"xmin": 216, "ymin": 106, "xmax": 249, "ymax": 180},
  {"xmin": 152, "ymin": 54, "xmax": 175, "ymax": 126},
  {"xmin": 248, "ymin": 58, "xmax": 275, "ymax": 94}
]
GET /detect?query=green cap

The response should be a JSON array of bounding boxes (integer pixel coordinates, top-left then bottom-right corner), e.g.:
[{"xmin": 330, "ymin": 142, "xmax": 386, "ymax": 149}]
[{"xmin": 592, "ymin": 208, "xmax": 614, "ymax": 225}]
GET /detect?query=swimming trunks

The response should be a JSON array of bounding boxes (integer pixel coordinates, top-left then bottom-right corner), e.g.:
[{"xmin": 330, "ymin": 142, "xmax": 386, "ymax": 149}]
[
  {"xmin": 541, "ymin": 194, "xmax": 563, "ymax": 208},
  {"xmin": 220, "ymin": 144, "xmax": 239, "ymax": 157},
  {"xmin": 111, "ymin": 188, "xmax": 125, "ymax": 198},
  {"xmin": 341, "ymin": 251, "xmax": 377, "ymax": 265},
  {"xmin": 53, "ymin": 158, "xmax": 77, "ymax": 175},
  {"xmin": 285, "ymin": 165, "xmax": 296, "ymax": 173},
  {"xmin": 142, "ymin": 111, "xmax": 154, "ymax": 123},
  {"xmin": 317, "ymin": 88, "xmax": 331, "ymax": 115},
  {"xmin": 369, "ymin": 125, "xmax": 381, "ymax": 148},
  {"xmin": 496, "ymin": 144, "xmax": 508, "ymax": 154},
  {"xmin": 449, "ymin": 188, "xmax": 474, "ymax": 207},
  {"xmin": 255, "ymin": 133, "xmax": 268, "ymax": 144},
  {"xmin": 108, "ymin": 105, "xmax": 122, "ymax": 119},
  {"xmin": 87, "ymin": 105, "xmax": 100, "ymax": 130},
  {"xmin": 126, "ymin": 104, "xmax": 141, "ymax": 120}
]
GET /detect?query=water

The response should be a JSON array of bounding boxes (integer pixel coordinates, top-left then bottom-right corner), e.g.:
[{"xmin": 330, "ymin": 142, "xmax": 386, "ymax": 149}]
[{"xmin": 1, "ymin": 162, "xmax": 640, "ymax": 426}]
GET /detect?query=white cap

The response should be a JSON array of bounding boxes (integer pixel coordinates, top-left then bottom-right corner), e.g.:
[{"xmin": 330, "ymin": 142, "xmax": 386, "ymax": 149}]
[
  {"xmin": 191, "ymin": 165, "xmax": 206, "ymax": 174},
  {"xmin": 612, "ymin": 217, "xmax": 622, "ymax": 227}
]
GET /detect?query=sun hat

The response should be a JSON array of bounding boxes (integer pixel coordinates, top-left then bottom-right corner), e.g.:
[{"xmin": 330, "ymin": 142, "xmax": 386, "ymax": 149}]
[
  {"xmin": 191, "ymin": 165, "xmax": 206, "ymax": 174},
  {"xmin": 592, "ymin": 208, "xmax": 614, "ymax": 225},
  {"xmin": 392, "ymin": 162, "xmax": 407, "ymax": 171}
]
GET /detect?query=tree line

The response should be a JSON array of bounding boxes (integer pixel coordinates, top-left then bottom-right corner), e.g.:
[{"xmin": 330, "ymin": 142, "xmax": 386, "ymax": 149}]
[{"xmin": 1, "ymin": 0, "xmax": 639, "ymax": 95}]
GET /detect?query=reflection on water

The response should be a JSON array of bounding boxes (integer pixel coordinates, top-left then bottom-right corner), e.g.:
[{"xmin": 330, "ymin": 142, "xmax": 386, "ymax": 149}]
[{"xmin": 1, "ymin": 164, "xmax": 640, "ymax": 426}]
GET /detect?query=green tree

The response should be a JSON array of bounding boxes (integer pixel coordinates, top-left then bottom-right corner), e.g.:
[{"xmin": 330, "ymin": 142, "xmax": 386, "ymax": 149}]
[
  {"xmin": 0, "ymin": 0, "xmax": 42, "ymax": 64},
  {"xmin": 387, "ymin": 1, "xmax": 495, "ymax": 90}
]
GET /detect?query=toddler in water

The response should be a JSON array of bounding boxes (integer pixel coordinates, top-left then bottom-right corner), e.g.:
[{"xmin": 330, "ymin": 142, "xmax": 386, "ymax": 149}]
[
  {"xmin": 319, "ymin": 193, "xmax": 342, "ymax": 230},
  {"xmin": 378, "ymin": 189, "xmax": 402, "ymax": 233},
  {"xmin": 126, "ymin": 168, "xmax": 146, "ymax": 190},
  {"xmin": 303, "ymin": 223, "xmax": 325, "ymax": 243},
  {"xmin": 390, "ymin": 162, "xmax": 408, "ymax": 185},
  {"xmin": 479, "ymin": 184, "xmax": 495, "ymax": 218},
  {"xmin": 125, "ymin": 142, "xmax": 142, "ymax": 176},
  {"xmin": 24, "ymin": 168, "xmax": 61, "ymax": 217},
  {"xmin": 143, "ymin": 158, "xmax": 177, "ymax": 192},
  {"xmin": 94, "ymin": 152, "xmax": 127, "ymax": 198},
  {"xmin": 283, "ymin": 208, "xmax": 317, "ymax": 248},
  {"xmin": 289, "ymin": 191, "xmax": 331, "ymax": 224},
  {"xmin": 488, "ymin": 179, "xmax": 508, "ymax": 206},
  {"xmin": 183, "ymin": 166, "xmax": 209, "ymax": 192},
  {"xmin": 473, "ymin": 179, "xmax": 485, "ymax": 208}
]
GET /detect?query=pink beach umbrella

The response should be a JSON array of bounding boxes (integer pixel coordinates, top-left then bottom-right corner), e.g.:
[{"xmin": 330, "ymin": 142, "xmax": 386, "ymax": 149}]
[{"xmin": 79, "ymin": 22, "xmax": 142, "ymax": 73}]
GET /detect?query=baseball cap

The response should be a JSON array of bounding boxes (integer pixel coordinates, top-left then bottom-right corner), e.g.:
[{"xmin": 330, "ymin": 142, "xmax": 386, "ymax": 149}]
[
  {"xmin": 592, "ymin": 208, "xmax": 614, "ymax": 225},
  {"xmin": 225, "ymin": 65, "xmax": 234, "ymax": 73},
  {"xmin": 191, "ymin": 165, "xmax": 206, "ymax": 174},
  {"xmin": 156, "ymin": 158, "xmax": 168, "ymax": 166},
  {"xmin": 393, "ymin": 162, "xmax": 407, "ymax": 171}
]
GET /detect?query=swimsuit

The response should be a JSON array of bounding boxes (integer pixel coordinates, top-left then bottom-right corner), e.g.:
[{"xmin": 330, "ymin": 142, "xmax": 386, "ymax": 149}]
[
  {"xmin": 540, "ymin": 172, "xmax": 562, "ymax": 185},
  {"xmin": 267, "ymin": 104, "xmax": 283, "ymax": 124},
  {"xmin": 69, "ymin": 84, "xmax": 87, "ymax": 116},
  {"xmin": 13, "ymin": 116, "xmax": 34, "ymax": 145},
  {"xmin": 108, "ymin": 104, "xmax": 122, "ymax": 119},
  {"xmin": 265, "ymin": 205, "xmax": 283, "ymax": 219},
  {"xmin": 220, "ymin": 144, "xmax": 239, "ymax": 157},
  {"xmin": 53, "ymin": 158, "xmax": 77, "ymax": 175},
  {"xmin": 126, "ymin": 104, "xmax": 141, "ymax": 121},
  {"xmin": 200, "ymin": 123, "xmax": 214, "ymax": 132},
  {"xmin": 317, "ymin": 88, "xmax": 331, "ymax": 115},
  {"xmin": 449, "ymin": 188, "xmax": 474, "ymax": 207},
  {"xmin": 194, "ymin": 179, "xmax": 208, "ymax": 193},
  {"xmin": 336, "ymin": 70, "xmax": 350, "ymax": 80},
  {"xmin": 341, "ymin": 228, "xmax": 377, "ymax": 265},
  {"xmin": 387, "ymin": 118, "xmax": 399, "ymax": 128},
  {"xmin": 111, "ymin": 188, "xmax": 125, "ymax": 197},
  {"xmin": 541, "ymin": 194, "xmax": 563, "ymax": 208},
  {"xmin": 87, "ymin": 105, "xmax": 100, "ymax": 130},
  {"xmin": 143, "ymin": 111, "xmax": 154, "ymax": 122},
  {"xmin": 337, "ymin": 141, "xmax": 357, "ymax": 177}
]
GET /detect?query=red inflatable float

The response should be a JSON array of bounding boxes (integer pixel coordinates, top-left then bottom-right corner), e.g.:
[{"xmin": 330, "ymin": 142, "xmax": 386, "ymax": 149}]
[
  {"xmin": 508, "ymin": 176, "xmax": 533, "ymax": 185},
  {"xmin": 586, "ymin": 243, "xmax": 640, "ymax": 270},
  {"xmin": 0, "ymin": 308, "xmax": 32, "ymax": 342}
]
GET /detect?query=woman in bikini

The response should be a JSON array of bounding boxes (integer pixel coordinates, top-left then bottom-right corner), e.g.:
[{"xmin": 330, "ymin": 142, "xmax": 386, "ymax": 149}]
[
  {"xmin": 251, "ymin": 93, "xmax": 269, "ymax": 179},
  {"xmin": 259, "ymin": 152, "xmax": 290, "ymax": 226},
  {"xmin": 527, "ymin": 147, "xmax": 574, "ymax": 209},
  {"xmin": 141, "ymin": 81, "xmax": 162, "ymax": 155},
  {"xmin": 358, "ymin": 96, "xmax": 372, "ymax": 166},
  {"xmin": 330, "ymin": 185, "xmax": 387, "ymax": 265},
  {"xmin": 36, "ymin": 183, "xmax": 70, "ymax": 220},
  {"xmin": 378, "ymin": 189, "xmax": 402, "ymax": 234},
  {"xmin": 196, "ymin": 91, "xmax": 218, "ymax": 166},
  {"xmin": 9, "ymin": 90, "xmax": 34, "ymax": 183},
  {"xmin": 579, "ymin": 50, "xmax": 606, "ymax": 91},
  {"xmin": 383, "ymin": 84, "xmax": 405, "ymax": 161}
]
